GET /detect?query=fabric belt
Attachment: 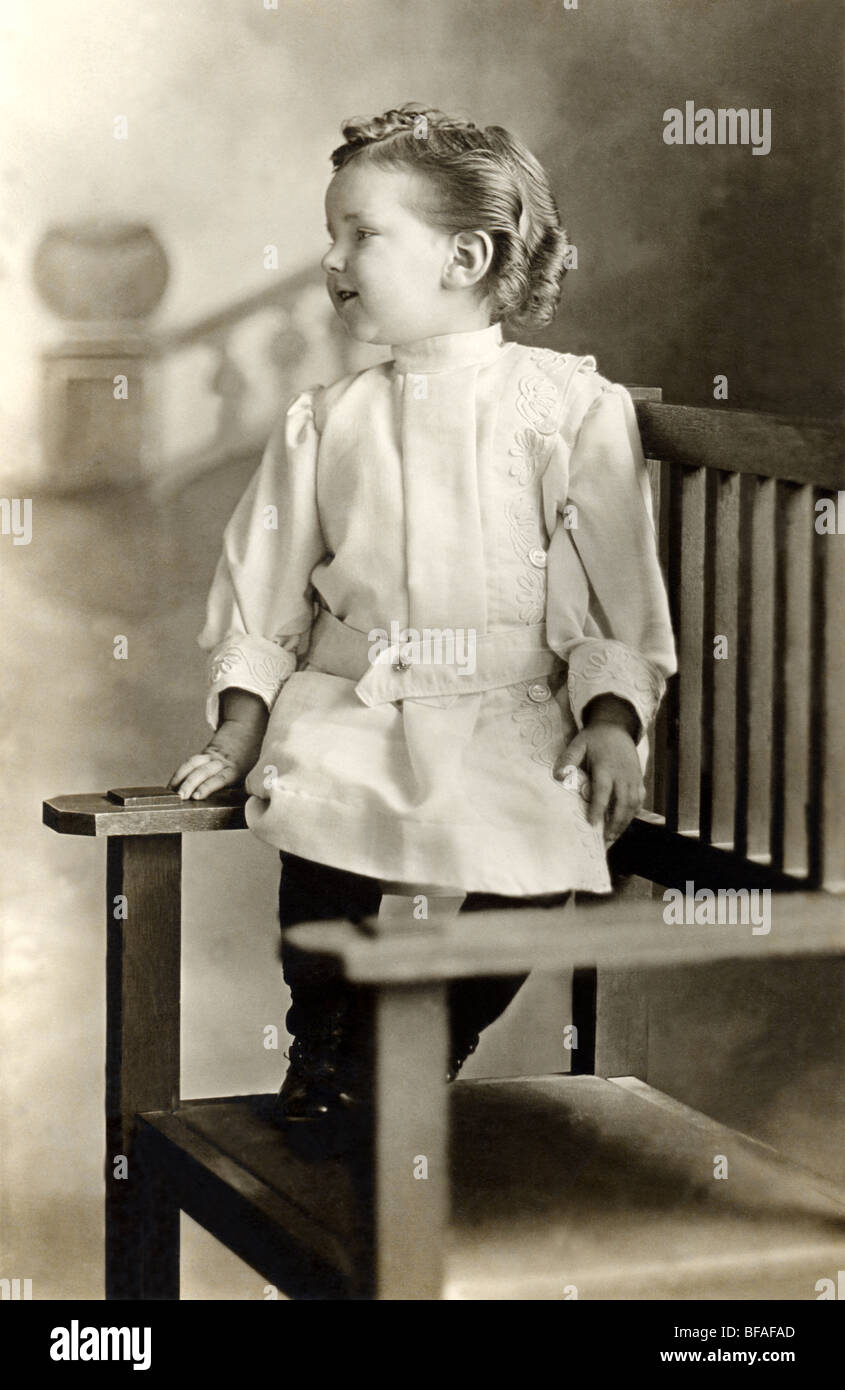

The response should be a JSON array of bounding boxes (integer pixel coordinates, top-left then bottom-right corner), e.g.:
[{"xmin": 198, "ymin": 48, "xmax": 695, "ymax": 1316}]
[{"xmin": 305, "ymin": 609, "xmax": 560, "ymax": 707}]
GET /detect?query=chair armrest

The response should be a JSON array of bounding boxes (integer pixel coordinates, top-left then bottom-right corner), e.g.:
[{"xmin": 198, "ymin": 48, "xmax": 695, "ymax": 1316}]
[
  {"xmin": 42, "ymin": 786, "xmax": 248, "ymax": 836},
  {"xmin": 283, "ymin": 892, "xmax": 845, "ymax": 986}
]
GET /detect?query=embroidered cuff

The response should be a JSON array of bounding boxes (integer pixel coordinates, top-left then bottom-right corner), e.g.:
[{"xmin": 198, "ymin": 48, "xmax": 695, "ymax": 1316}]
[
  {"xmin": 567, "ymin": 639, "xmax": 665, "ymax": 743},
  {"xmin": 205, "ymin": 635, "xmax": 297, "ymax": 728}
]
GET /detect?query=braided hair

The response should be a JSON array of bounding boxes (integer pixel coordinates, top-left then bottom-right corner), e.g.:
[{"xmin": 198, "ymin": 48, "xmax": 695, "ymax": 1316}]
[{"xmin": 330, "ymin": 103, "xmax": 571, "ymax": 330}]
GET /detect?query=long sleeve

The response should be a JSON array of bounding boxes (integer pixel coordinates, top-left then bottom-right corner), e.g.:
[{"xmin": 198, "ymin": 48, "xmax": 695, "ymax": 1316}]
[
  {"xmin": 198, "ymin": 387, "xmax": 326, "ymax": 728},
  {"xmin": 544, "ymin": 381, "xmax": 677, "ymax": 743}
]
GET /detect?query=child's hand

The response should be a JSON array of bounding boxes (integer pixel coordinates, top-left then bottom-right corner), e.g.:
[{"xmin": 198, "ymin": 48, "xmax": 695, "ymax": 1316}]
[
  {"xmin": 169, "ymin": 688, "xmax": 269, "ymax": 801},
  {"xmin": 169, "ymin": 720, "xmax": 263, "ymax": 801},
  {"xmin": 553, "ymin": 696, "xmax": 645, "ymax": 841}
]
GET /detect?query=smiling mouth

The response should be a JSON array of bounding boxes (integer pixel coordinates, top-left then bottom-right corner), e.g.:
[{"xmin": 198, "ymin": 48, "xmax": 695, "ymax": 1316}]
[{"xmin": 335, "ymin": 289, "xmax": 358, "ymax": 302}]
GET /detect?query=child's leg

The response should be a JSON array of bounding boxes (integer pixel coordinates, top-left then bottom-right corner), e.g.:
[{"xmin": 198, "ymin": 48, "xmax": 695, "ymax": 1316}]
[
  {"xmin": 372, "ymin": 880, "xmax": 572, "ymax": 1078},
  {"xmin": 446, "ymin": 888, "xmax": 572, "ymax": 1077},
  {"xmin": 276, "ymin": 857, "xmax": 572, "ymax": 1107},
  {"xmin": 278, "ymin": 850, "xmax": 379, "ymax": 1070},
  {"xmin": 277, "ymin": 853, "xmax": 381, "ymax": 1122},
  {"xmin": 375, "ymin": 883, "xmax": 480, "ymax": 1081},
  {"xmin": 279, "ymin": 851, "xmax": 382, "ymax": 930},
  {"xmin": 376, "ymin": 881, "xmax": 465, "ymax": 929}
]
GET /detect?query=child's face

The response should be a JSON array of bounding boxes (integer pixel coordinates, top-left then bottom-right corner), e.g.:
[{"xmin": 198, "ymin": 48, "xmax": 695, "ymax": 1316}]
[{"xmin": 322, "ymin": 160, "xmax": 488, "ymax": 345}]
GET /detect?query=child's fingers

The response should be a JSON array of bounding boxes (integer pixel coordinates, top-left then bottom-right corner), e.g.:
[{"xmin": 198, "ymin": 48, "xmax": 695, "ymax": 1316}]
[
  {"xmin": 606, "ymin": 778, "xmax": 647, "ymax": 840},
  {"xmin": 169, "ymin": 753, "xmax": 215, "ymax": 788},
  {"xmin": 188, "ymin": 766, "xmax": 237, "ymax": 801},
  {"xmin": 587, "ymin": 768, "xmax": 613, "ymax": 828},
  {"xmin": 553, "ymin": 731, "xmax": 587, "ymax": 781},
  {"xmin": 606, "ymin": 783, "xmax": 625, "ymax": 840},
  {"xmin": 177, "ymin": 757, "xmax": 229, "ymax": 801}
]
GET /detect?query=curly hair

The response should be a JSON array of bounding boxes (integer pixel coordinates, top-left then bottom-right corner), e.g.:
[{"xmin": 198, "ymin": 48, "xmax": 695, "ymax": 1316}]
[{"xmin": 329, "ymin": 103, "xmax": 571, "ymax": 330}]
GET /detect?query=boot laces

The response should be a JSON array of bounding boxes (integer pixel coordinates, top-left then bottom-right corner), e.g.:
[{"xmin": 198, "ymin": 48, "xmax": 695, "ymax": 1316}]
[{"xmin": 285, "ymin": 1010, "xmax": 347, "ymax": 1081}]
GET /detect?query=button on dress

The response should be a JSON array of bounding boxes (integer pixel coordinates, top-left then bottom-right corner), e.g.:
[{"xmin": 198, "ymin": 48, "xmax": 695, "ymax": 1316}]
[{"xmin": 198, "ymin": 322, "xmax": 677, "ymax": 895}]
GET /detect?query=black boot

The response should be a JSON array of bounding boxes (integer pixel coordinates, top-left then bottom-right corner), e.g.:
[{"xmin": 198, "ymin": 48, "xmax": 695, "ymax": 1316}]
[
  {"xmin": 447, "ymin": 1031, "xmax": 481, "ymax": 1083},
  {"xmin": 276, "ymin": 998, "xmax": 355, "ymax": 1121},
  {"xmin": 274, "ymin": 981, "xmax": 367, "ymax": 1123},
  {"xmin": 446, "ymin": 973, "xmax": 528, "ymax": 1082},
  {"xmin": 275, "ymin": 853, "xmax": 380, "ymax": 1142},
  {"xmin": 445, "ymin": 887, "xmax": 571, "ymax": 1081}
]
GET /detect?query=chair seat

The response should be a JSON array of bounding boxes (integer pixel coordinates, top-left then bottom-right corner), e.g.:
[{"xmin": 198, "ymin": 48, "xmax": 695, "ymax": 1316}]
[
  {"xmin": 139, "ymin": 1075, "xmax": 845, "ymax": 1300},
  {"xmin": 446, "ymin": 1076, "xmax": 845, "ymax": 1299}
]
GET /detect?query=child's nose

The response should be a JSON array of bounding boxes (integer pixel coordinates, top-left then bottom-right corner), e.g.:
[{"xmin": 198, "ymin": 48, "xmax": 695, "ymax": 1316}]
[{"xmin": 321, "ymin": 242, "xmax": 345, "ymax": 274}]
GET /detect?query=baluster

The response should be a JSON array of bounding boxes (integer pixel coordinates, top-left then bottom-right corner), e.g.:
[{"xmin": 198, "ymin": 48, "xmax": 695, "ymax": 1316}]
[
  {"xmin": 209, "ymin": 336, "xmax": 247, "ymax": 451},
  {"xmin": 267, "ymin": 308, "xmax": 307, "ymax": 399}
]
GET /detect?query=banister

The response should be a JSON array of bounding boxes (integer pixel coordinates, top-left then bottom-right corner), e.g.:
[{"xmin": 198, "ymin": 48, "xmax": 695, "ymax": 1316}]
[{"xmin": 150, "ymin": 265, "xmax": 323, "ymax": 354}]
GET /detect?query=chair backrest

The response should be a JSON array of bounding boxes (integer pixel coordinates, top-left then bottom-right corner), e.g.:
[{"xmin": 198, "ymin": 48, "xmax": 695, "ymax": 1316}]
[{"xmin": 631, "ymin": 398, "xmax": 843, "ymax": 893}]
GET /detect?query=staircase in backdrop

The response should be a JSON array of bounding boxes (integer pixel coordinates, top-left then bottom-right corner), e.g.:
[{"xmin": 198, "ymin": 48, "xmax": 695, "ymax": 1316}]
[{"xmin": 33, "ymin": 220, "xmax": 362, "ymax": 496}]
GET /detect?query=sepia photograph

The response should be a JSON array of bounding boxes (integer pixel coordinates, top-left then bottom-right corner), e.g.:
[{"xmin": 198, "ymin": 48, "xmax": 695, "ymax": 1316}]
[{"xmin": 1, "ymin": 0, "xmax": 843, "ymax": 1340}]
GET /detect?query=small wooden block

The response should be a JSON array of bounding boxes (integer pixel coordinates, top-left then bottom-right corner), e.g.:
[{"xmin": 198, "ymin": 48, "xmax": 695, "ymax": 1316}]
[
  {"xmin": 107, "ymin": 786, "xmax": 184, "ymax": 807},
  {"xmin": 106, "ymin": 786, "xmax": 247, "ymax": 807}
]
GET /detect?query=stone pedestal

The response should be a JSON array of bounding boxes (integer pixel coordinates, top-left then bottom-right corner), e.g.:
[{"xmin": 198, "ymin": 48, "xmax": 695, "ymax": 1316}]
[{"xmin": 33, "ymin": 222, "xmax": 169, "ymax": 490}]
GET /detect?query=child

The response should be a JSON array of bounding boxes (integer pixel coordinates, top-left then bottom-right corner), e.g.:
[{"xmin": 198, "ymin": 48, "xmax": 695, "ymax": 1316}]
[{"xmin": 170, "ymin": 104, "xmax": 677, "ymax": 1126}]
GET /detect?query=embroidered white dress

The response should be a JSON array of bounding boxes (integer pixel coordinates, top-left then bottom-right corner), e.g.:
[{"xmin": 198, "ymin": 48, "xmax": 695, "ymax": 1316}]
[{"xmin": 199, "ymin": 322, "xmax": 677, "ymax": 895}]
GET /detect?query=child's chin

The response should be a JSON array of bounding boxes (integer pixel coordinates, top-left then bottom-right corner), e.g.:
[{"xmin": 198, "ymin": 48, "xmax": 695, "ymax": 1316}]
[{"xmin": 343, "ymin": 319, "xmax": 389, "ymax": 346}]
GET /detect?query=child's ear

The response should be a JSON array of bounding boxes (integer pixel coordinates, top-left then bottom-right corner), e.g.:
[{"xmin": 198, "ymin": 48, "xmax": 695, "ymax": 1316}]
[{"xmin": 443, "ymin": 229, "xmax": 494, "ymax": 290}]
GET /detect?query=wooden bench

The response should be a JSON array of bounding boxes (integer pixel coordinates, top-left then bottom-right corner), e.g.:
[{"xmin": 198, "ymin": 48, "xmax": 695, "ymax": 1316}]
[{"xmin": 43, "ymin": 398, "xmax": 845, "ymax": 1300}]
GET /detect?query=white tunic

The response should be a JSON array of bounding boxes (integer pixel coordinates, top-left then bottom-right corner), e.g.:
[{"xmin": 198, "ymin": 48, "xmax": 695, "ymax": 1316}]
[{"xmin": 198, "ymin": 322, "xmax": 677, "ymax": 895}]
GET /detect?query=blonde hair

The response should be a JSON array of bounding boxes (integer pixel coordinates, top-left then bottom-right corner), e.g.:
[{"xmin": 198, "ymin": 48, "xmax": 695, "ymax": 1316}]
[{"xmin": 330, "ymin": 103, "xmax": 571, "ymax": 329}]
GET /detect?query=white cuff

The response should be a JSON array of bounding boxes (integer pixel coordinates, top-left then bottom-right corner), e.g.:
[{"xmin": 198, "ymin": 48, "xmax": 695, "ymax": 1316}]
[
  {"xmin": 567, "ymin": 639, "xmax": 666, "ymax": 743},
  {"xmin": 205, "ymin": 635, "xmax": 297, "ymax": 728}
]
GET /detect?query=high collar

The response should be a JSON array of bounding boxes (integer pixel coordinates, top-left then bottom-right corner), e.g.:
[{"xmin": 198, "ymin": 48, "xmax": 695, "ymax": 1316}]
[{"xmin": 391, "ymin": 322, "xmax": 509, "ymax": 375}]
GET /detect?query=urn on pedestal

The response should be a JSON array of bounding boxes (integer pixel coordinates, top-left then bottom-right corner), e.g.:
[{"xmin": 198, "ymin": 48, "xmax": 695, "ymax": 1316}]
[{"xmin": 33, "ymin": 221, "xmax": 169, "ymax": 490}]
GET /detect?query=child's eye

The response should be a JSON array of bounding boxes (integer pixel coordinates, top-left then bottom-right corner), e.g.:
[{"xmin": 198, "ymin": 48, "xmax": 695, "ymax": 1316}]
[{"xmin": 356, "ymin": 229, "xmax": 376, "ymax": 241}]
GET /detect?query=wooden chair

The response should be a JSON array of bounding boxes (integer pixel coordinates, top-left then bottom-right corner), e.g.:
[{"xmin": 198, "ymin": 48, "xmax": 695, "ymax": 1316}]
[{"xmin": 43, "ymin": 398, "xmax": 845, "ymax": 1300}]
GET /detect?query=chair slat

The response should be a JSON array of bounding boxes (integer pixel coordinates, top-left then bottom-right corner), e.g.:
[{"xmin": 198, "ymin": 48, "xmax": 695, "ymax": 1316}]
[
  {"xmin": 652, "ymin": 460, "xmax": 674, "ymax": 820},
  {"xmin": 675, "ymin": 466, "xmax": 707, "ymax": 833},
  {"xmin": 642, "ymin": 457, "xmax": 663, "ymax": 811},
  {"xmin": 811, "ymin": 497, "xmax": 845, "ymax": 890},
  {"xmin": 701, "ymin": 470, "xmax": 741, "ymax": 847},
  {"xmin": 771, "ymin": 483, "xmax": 814, "ymax": 876},
  {"xmin": 735, "ymin": 475, "xmax": 776, "ymax": 859}
]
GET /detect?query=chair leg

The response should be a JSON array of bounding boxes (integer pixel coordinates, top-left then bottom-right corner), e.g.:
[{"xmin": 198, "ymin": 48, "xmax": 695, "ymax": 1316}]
[
  {"xmin": 106, "ymin": 1128, "xmax": 180, "ymax": 1299},
  {"xmin": 570, "ymin": 966, "xmax": 597, "ymax": 1075},
  {"xmin": 105, "ymin": 834, "xmax": 183, "ymax": 1299},
  {"xmin": 351, "ymin": 982, "xmax": 450, "ymax": 1300}
]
